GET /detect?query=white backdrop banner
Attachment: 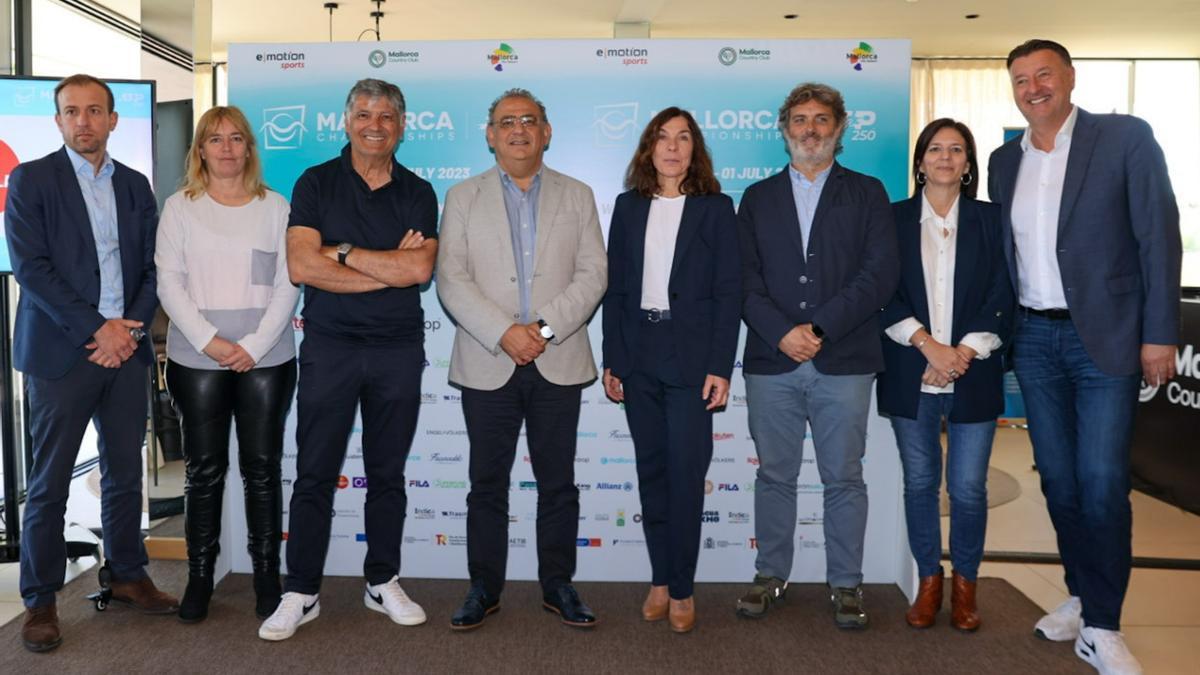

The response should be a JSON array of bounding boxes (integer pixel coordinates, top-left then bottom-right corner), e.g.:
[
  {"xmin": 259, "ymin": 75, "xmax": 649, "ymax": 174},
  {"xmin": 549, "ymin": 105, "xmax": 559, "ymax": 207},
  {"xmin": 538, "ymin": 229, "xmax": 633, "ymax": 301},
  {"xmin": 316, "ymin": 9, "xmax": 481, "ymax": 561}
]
[{"xmin": 221, "ymin": 38, "xmax": 914, "ymax": 587}]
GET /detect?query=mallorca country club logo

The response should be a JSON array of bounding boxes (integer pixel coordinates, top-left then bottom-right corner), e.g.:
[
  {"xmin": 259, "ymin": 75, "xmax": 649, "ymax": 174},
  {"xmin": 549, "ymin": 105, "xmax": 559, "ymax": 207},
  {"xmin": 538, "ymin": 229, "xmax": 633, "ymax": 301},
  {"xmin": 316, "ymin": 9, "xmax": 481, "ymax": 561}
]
[
  {"xmin": 847, "ymin": 42, "xmax": 878, "ymax": 71},
  {"xmin": 489, "ymin": 43, "xmax": 518, "ymax": 72},
  {"xmin": 260, "ymin": 105, "xmax": 307, "ymax": 150},
  {"xmin": 1139, "ymin": 379, "xmax": 1160, "ymax": 403},
  {"xmin": 718, "ymin": 47, "xmax": 737, "ymax": 66},
  {"xmin": 369, "ymin": 49, "xmax": 386, "ymax": 68}
]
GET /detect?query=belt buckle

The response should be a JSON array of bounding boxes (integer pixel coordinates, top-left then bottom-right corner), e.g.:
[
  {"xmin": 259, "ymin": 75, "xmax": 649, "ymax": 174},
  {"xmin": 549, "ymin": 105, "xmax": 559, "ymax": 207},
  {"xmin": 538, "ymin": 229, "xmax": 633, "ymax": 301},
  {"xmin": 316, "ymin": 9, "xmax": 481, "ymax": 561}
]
[{"xmin": 648, "ymin": 309, "xmax": 662, "ymax": 323}]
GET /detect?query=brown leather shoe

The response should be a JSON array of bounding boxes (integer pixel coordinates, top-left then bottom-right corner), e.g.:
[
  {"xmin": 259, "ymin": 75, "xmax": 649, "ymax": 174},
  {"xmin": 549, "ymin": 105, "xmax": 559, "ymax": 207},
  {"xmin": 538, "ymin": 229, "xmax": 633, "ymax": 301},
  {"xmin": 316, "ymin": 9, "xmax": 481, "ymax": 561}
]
[
  {"xmin": 109, "ymin": 575, "xmax": 180, "ymax": 614},
  {"xmin": 668, "ymin": 597, "xmax": 695, "ymax": 633},
  {"xmin": 905, "ymin": 570, "xmax": 944, "ymax": 628},
  {"xmin": 950, "ymin": 571, "xmax": 981, "ymax": 632},
  {"xmin": 22, "ymin": 603, "xmax": 62, "ymax": 653},
  {"xmin": 642, "ymin": 585, "xmax": 668, "ymax": 622}
]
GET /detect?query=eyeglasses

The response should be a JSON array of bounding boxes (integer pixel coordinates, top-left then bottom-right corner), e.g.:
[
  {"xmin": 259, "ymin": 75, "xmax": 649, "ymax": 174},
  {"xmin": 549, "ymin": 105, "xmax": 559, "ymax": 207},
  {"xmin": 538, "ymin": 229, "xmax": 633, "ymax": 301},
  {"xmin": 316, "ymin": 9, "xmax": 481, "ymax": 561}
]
[{"xmin": 491, "ymin": 115, "xmax": 540, "ymax": 130}]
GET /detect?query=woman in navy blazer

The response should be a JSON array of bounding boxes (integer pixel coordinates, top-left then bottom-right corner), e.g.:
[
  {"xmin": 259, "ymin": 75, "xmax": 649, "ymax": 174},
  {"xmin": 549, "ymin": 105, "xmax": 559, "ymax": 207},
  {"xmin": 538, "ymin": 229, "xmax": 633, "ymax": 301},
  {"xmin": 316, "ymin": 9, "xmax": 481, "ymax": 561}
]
[
  {"xmin": 877, "ymin": 119, "xmax": 1014, "ymax": 632},
  {"xmin": 602, "ymin": 107, "xmax": 741, "ymax": 633}
]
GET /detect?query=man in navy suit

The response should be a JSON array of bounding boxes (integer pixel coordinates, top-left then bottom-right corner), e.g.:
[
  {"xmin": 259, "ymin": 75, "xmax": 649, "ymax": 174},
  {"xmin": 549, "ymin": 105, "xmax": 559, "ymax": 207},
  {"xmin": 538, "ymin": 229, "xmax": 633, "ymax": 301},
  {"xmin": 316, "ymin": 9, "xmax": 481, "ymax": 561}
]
[
  {"xmin": 988, "ymin": 40, "xmax": 1181, "ymax": 675},
  {"xmin": 735, "ymin": 82, "xmax": 899, "ymax": 628},
  {"xmin": 4, "ymin": 74, "xmax": 176, "ymax": 653}
]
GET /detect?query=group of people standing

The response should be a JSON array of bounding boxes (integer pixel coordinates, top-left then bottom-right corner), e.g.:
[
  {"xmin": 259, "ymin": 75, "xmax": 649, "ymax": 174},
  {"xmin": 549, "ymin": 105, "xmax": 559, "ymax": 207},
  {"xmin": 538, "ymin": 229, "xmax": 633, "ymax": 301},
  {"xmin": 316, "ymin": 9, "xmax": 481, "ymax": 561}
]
[{"xmin": 6, "ymin": 37, "xmax": 1179, "ymax": 675}]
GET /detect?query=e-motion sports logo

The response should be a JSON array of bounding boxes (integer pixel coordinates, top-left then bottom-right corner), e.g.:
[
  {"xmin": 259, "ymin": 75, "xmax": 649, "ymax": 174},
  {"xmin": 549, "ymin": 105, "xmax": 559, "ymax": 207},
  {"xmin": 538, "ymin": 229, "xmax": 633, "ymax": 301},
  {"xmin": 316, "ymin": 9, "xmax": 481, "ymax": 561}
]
[
  {"xmin": 592, "ymin": 103, "xmax": 638, "ymax": 147},
  {"xmin": 260, "ymin": 105, "xmax": 307, "ymax": 150}
]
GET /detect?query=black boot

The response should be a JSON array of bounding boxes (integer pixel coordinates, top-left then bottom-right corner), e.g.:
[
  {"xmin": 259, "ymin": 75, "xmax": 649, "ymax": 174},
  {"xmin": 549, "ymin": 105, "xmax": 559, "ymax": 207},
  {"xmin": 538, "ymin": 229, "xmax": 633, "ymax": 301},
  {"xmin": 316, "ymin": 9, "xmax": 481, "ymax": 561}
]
[
  {"xmin": 178, "ymin": 574, "xmax": 214, "ymax": 623},
  {"xmin": 253, "ymin": 571, "xmax": 282, "ymax": 619}
]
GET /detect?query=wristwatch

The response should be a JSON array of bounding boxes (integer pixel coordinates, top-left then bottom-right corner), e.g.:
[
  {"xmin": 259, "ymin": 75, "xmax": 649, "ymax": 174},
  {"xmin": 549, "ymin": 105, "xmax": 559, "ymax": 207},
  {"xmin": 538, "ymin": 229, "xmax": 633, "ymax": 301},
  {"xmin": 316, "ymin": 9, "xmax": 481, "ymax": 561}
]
[
  {"xmin": 336, "ymin": 242, "xmax": 354, "ymax": 265},
  {"xmin": 537, "ymin": 318, "xmax": 554, "ymax": 340},
  {"xmin": 811, "ymin": 323, "xmax": 825, "ymax": 341}
]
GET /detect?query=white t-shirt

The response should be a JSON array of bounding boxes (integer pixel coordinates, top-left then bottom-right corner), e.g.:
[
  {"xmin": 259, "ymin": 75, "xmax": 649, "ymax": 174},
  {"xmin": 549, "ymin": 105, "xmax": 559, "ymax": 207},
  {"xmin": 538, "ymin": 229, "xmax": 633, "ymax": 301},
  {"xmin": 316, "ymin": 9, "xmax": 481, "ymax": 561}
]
[{"xmin": 640, "ymin": 194, "xmax": 686, "ymax": 310}]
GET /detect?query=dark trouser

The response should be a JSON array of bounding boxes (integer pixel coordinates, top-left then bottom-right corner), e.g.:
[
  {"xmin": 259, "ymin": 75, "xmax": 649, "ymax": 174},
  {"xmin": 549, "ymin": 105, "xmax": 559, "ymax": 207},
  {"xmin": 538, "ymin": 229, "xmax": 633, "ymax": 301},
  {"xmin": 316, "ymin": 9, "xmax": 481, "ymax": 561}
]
[
  {"xmin": 165, "ymin": 359, "xmax": 297, "ymax": 578},
  {"xmin": 461, "ymin": 364, "xmax": 582, "ymax": 598},
  {"xmin": 20, "ymin": 358, "xmax": 149, "ymax": 608},
  {"xmin": 1012, "ymin": 312, "xmax": 1139, "ymax": 631},
  {"xmin": 622, "ymin": 319, "xmax": 713, "ymax": 600},
  {"xmin": 285, "ymin": 335, "xmax": 423, "ymax": 594}
]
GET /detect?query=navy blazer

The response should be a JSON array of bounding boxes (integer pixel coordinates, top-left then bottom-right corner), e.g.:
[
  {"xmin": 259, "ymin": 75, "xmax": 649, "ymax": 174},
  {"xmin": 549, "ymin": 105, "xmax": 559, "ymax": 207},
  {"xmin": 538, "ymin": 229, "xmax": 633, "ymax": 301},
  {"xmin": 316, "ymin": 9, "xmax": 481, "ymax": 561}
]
[
  {"xmin": 876, "ymin": 195, "xmax": 1014, "ymax": 423},
  {"xmin": 602, "ymin": 191, "xmax": 741, "ymax": 385},
  {"xmin": 4, "ymin": 147, "xmax": 158, "ymax": 379},
  {"xmin": 738, "ymin": 162, "xmax": 900, "ymax": 375},
  {"xmin": 987, "ymin": 107, "xmax": 1182, "ymax": 376}
]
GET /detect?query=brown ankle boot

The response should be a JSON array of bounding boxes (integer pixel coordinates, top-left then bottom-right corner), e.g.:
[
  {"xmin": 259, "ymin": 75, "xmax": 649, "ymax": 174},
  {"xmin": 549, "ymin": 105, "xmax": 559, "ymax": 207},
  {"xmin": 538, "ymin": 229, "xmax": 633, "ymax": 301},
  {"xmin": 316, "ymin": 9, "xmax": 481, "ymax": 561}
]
[
  {"xmin": 905, "ymin": 570, "xmax": 944, "ymax": 628},
  {"xmin": 668, "ymin": 597, "xmax": 695, "ymax": 633},
  {"xmin": 950, "ymin": 571, "xmax": 981, "ymax": 632},
  {"xmin": 642, "ymin": 585, "xmax": 668, "ymax": 622},
  {"xmin": 21, "ymin": 603, "xmax": 62, "ymax": 652}
]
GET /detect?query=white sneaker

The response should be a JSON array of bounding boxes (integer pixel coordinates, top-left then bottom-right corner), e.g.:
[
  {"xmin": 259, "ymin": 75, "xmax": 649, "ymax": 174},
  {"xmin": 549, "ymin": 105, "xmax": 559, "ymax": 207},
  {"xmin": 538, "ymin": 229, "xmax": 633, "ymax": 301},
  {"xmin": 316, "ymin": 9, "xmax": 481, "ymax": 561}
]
[
  {"xmin": 1075, "ymin": 625, "xmax": 1144, "ymax": 675},
  {"xmin": 1035, "ymin": 596, "xmax": 1082, "ymax": 641},
  {"xmin": 258, "ymin": 592, "xmax": 320, "ymax": 641},
  {"xmin": 365, "ymin": 576, "xmax": 427, "ymax": 626}
]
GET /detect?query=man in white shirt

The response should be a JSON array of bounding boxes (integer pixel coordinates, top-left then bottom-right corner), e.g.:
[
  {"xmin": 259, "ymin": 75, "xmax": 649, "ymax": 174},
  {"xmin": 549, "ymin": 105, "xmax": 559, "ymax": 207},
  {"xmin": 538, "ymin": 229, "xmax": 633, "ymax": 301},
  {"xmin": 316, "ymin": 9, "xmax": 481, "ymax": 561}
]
[{"xmin": 988, "ymin": 39, "xmax": 1182, "ymax": 675}]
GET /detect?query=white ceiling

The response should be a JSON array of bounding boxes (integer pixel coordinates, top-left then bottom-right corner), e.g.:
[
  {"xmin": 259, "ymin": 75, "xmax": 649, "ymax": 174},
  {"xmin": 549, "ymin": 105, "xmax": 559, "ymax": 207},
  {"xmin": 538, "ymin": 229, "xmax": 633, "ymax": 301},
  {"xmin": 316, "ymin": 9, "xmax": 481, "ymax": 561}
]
[{"xmin": 209, "ymin": 0, "xmax": 1200, "ymax": 60}]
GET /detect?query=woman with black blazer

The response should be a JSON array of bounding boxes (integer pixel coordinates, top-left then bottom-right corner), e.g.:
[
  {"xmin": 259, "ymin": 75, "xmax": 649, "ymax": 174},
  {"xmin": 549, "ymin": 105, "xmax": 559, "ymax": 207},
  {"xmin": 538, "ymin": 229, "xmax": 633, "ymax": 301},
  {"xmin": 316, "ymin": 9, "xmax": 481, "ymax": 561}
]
[
  {"xmin": 877, "ymin": 118, "xmax": 1014, "ymax": 632},
  {"xmin": 601, "ymin": 107, "xmax": 741, "ymax": 633}
]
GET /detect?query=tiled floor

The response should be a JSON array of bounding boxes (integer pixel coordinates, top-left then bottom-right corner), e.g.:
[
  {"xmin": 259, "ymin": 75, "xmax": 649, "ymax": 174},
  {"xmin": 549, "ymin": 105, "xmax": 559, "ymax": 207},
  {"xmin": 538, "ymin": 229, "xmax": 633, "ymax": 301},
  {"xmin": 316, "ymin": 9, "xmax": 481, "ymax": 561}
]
[{"xmin": 2, "ymin": 428, "xmax": 1196, "ymax": 672}]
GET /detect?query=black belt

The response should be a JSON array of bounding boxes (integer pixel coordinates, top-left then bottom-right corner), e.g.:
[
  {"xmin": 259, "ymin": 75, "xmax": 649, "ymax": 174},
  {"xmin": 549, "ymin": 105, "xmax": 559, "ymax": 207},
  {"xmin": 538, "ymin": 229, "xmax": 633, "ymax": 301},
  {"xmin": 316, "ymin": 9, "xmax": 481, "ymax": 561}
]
[
  {"xmin": 640, "ymin": 308, "xmax": 672, "ymax": 322},
  {"xmin": 1022, "ymin": 306, "xmax": 1071, "ymax": 320}
]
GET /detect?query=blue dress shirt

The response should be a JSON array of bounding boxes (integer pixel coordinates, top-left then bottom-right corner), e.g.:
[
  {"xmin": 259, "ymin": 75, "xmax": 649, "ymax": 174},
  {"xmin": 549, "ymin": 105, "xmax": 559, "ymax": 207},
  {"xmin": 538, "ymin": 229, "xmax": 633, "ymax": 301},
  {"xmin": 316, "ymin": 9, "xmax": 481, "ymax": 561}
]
[
  {"xmin": 499, "ymin": 168, "xmax": 541, "ymax": 324},
  {"xmin": 788, "ymin": 162, "xmax": 832, "ymax": 255},
  {"xmin": 66, "ymin": 146, "xmax": 124, "ymax": 318}
]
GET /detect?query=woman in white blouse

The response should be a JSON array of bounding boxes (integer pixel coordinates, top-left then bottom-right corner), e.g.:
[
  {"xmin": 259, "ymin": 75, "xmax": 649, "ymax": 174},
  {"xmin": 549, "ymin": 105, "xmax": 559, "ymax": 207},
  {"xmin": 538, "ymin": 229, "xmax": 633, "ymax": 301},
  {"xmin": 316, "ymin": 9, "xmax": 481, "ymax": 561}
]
[
  {"xmin": 877, "ymin": 119, "xmax": 1014, "ymax": 632},
  {"xmin": 156, "ymin": 106, "xmax": 299, "ymax": 623},
  {"xmin": 601, "ymin": 108, "xmax": 741, "ymax": 633}
]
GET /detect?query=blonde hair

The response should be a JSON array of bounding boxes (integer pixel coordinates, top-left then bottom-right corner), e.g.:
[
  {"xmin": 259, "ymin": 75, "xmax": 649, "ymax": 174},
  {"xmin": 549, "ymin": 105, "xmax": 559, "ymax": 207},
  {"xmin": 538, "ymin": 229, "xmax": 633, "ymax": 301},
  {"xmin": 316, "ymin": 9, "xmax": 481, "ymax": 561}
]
[{"xmin": 182, "ymin": 105, "xmax": 268, "ymax": 200}]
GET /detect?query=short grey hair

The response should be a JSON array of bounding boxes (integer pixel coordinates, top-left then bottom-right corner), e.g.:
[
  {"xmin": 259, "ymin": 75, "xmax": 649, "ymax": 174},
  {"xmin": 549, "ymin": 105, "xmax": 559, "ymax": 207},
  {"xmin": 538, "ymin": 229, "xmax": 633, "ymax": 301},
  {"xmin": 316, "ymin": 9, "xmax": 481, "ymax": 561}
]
[
  {"xmin": 345, "ymin": 78, "xmax": 407, "ymax": 118},
  {"xmin": 487, "ymin": 88, "xmax": 548, "ymax": 124}
]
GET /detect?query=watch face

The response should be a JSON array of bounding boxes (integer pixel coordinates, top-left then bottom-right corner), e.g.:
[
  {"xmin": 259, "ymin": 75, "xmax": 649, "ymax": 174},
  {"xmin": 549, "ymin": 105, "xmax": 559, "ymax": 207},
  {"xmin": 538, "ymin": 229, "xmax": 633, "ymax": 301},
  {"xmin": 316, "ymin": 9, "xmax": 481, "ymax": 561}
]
[{"xmin": 540, "ymin": 325, "xmax": 554, "ymax": 339}]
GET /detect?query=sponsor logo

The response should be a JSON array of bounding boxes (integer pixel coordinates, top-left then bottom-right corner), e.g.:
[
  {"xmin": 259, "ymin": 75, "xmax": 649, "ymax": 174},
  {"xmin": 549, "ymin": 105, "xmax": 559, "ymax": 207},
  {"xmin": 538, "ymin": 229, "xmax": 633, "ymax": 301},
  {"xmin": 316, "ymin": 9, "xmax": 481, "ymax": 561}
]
[
  {"xmin": 749, "ymin": 537, "xmax": 757, "ymax": 549},
  {"xmin": 847, "ymin": 42, "xmax": 878, "ymax": 71},
  {"xmin": 798, "ymin": 512, "xmax": 823, "ymax": 525},
  {"xmin": 718, "ymin": 47, "xmax": 737, "ymax": 66},
  {"xmin": 747, "ymin": 457, "xmax": 760, "ymax": 466},
  {"xmin": 704, "ymin": 537, "xmax": 746, "ymax": 550},
  {"xmin": 443, "ymin": 394, "xmax": 462, "ymax": 402},
  {"xmin": 711, "ymin": 456, "xmax": 736, "ymax": 464},
  {"xmin": 368, "ymin": 49, "xmax": 386, "ymax": 68},
  {"xmin": 440, "ymin": 510, "xmax": 467, "ymax": 520},
  {"xmin": 368, "ymin": 48, "xmax": 420, "ymax": 68},
  {"xmin": 717, "ymin": 483, "xmax": 739, "ymax": 492},
  {"xmin": 599, "ymin": 456, "xmax": 635, "ymax": 465},
  {"xmin": 256, "ymin": 51, "xmax": 305, "ymax": 69},
  {"xmin": 509, "ymin": 537, "xmax": 527, "ymax": 548},
  {"xmin": 575, "ymin": 456, "xmax": 591, "ymax": 463},
  {"xmin": 633, "ymin": 513, "xmax": 643, "ymax": 523},
  {"xmin": 352, "ymin": 476, "xmax": 368, "ymax": 488},
  {"xmin": 413, "ymin": 507, "xmax": 435, "ymax": 519},
  {"xmin": 595, "ymin": 46, "xmax": 649, "ymax": 65},
  {"xmin": 576, "ymin": 431, "xmax": 598, "ymax": 439},
  {"xmin": 425, "ymin": 428, "xmax": 468, "ymax": 436},
  {"xmin": 407, "ymin": 454, "xmax": 420, "ymax": 462},
  {"xmin": 519, "ymin": 480, "xmax": 538, "ymax": 490},
  {"xmin": 419, "ymin": 393, "xmax": 438, "ymax": 405},
  {"xmin": 576, "ymin": 482, "xmax": 592, "ymax": 491},
  {"xmin": 592, "ymin": 102, "xmax": 639, "ymax": 146},
  {"xmin": 403, "ymin": 535, "xmax": 430, "ymax": 544},
  {"xmin": 260, "ymin": 105, "xmax": 307, "ymax": 150},
  {"xmin": 1140, "ymin": 380, "xmax": 1160, "ymax": 402},
  {"xmin": 435, "ymin": 479, "xmax": 468, "ymax": 489},
  {"xmin": 608, "ymin": 429, "xmax": 633, "ymax": 441},
  {"xmin": 435, "ymin": 534, "xmax": 468, "ymax": 546},
  {"xmin": 611, "ymin": 538, "xmax": 644, "ymax": 547},
  {"xmin": 731, "ymin": 394, "xmax": 748, "ymax": 407},
  {"xmin": 713, "ymin": 432, "xmax": 734, "ymax": 441},
  {"xmin": 429, "ymin": 452, "xmax": 463, "ymax": 464},
  {"xmin": 10, "ymin": 85, "xmax": 38, "ymax": 107},
  {"xmin": 728, "ymin": 511, "xmax": 751, "ymax": 525},
  {"xmin": 799, "ymin": 483, "xmax": 824, "ymax": 494},
  {"xmin": 488, "ymin": 43, "xmax": 518, "ymax": 71},
  {"xmin": 575, "ymin": 538, "xmax": 603, "ymax": 547},
  {"xmin": 594, "ymin": 513, "xmax": 610, "ymax": 522},
  {"xmin": 595, "ymin": 481, "xmax": 633, "ymax": 492},
  {"xmin": 616, "ymin": 509, "xmax": 627, "ymax": 527},
  {"xmin": 0, "ymin": 140, "xmax": 21, "ymax": 210},
  {"xmin": 718, "ymin": 46, "xmax": 770, "ymax": 65},
  {"xmin": 704, "ymin": 480, "xmax": 714, "ymax": 495},
  {"xmin": 408, "ymin": 479, "xmax": 430, "ymax": 488},
  {"xmin": 355, "ymin": 533, "xmax": 368, "ymax": 542},
  {"xmin": 700, "ymin": 510, "xmax": 720, "ymax": 523},
  {"xmin": 336, "ymin": 475, "xmax": 349, "ymax": 489},
  {"xmin": 424, "ymin": 319, "xmax": 442, "ymax": 333}
]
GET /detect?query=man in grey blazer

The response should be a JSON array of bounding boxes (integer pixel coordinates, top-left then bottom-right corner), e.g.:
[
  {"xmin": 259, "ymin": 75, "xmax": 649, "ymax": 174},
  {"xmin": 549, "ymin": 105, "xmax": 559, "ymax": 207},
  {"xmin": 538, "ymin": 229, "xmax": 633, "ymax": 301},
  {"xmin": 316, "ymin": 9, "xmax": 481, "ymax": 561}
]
[
  {"xmin": 988, "ymin": 40, "xmax": 1181, "ymax": 675},
  {"xmin": 436, "ymin": 88, "xmax": 607, "ymax": 631}
]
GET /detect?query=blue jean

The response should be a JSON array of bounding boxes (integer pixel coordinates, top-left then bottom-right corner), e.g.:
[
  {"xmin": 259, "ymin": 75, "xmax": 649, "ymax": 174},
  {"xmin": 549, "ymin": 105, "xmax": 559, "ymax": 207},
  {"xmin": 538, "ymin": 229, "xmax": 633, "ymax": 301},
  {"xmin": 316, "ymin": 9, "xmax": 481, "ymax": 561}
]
[
  {"xmin": 890, "ymin": 393, "xmax": 996, "ymax": 582},
  {"xmin": 745, "ymin": 362, "xmax": 874, "ymax": 588},
  {"xmin": 1012, "ymin": 313, "xmax": 1139, "ymax": 631}
]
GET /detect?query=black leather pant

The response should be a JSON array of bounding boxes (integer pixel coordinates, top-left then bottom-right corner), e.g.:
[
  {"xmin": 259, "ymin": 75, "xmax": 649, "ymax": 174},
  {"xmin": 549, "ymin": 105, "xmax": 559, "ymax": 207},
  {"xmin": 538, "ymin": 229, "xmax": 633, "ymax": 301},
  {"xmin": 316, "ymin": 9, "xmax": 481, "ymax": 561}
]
[{"xmin": 166, "ymin": 359, "xmax": 297, "ymax": 578}]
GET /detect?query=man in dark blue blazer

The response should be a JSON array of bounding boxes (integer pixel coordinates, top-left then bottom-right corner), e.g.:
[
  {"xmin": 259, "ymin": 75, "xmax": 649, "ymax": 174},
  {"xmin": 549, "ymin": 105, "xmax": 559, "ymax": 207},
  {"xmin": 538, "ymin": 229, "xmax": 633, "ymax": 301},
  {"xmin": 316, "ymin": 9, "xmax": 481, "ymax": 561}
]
[
  {"xmin": 735, "ymin": 83, "xmax": 899, "ymax": 628},
  {"xmin": 988, "ymin": 41, "xmax": 1181, "ymax": 675},
  {"xmin": 4, "ymin": 75, "xmax": 176, "ymax": 653}
]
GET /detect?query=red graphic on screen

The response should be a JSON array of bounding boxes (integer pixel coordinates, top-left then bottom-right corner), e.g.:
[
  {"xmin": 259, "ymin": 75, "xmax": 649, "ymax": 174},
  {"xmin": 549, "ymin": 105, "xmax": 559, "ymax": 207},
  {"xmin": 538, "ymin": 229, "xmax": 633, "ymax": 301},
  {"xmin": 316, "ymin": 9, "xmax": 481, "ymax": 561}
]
[{"xmin": 0, "ymin": 139, "xmax": 20, "ymax": 213}]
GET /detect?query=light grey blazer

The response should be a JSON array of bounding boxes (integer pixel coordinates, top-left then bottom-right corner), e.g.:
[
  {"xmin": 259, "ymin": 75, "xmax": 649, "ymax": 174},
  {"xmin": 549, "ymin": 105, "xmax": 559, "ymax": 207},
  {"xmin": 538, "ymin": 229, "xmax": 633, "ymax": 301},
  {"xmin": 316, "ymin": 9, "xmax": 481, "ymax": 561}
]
[{"xmin": 436, "ymin": 165, "xmax": 607, "ymax": 390}]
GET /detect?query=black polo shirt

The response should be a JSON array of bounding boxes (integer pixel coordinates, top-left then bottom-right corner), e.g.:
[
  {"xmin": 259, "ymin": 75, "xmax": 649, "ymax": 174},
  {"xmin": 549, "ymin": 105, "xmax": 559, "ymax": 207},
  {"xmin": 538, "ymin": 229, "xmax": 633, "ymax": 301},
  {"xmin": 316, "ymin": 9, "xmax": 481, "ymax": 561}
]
[{"xmin": 288, "ymin": 144, "xmax": 438, "ymax": 344}]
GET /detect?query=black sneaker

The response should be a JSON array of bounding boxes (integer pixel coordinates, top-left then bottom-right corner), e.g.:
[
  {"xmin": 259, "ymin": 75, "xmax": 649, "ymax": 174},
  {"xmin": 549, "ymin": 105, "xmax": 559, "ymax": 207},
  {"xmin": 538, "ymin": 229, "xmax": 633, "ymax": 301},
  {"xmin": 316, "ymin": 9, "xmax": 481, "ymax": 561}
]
[
  {"xmin": 831, "ymin": 585, "xmax": 869, "ymax": 629},
  {"xmin": 736, "ymin": 575, "xmax": 788, "ymax": 618}
]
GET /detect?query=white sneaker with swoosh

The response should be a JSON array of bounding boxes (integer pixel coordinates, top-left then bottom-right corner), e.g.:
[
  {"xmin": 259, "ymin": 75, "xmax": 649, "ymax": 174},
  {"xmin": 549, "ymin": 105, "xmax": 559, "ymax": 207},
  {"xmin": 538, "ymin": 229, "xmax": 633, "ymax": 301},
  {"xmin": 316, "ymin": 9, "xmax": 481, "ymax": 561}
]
[
  {"xmin": 1035, "ymin": 595, "xmax": 1082, "ymax": 641},
  {"xmin": 1074, "ymin": 625, "xmax": 1143, "ymax": 675},
  {"xmin": 365, "ymin": 576, "xmax": 427, "ymax": 626},
  {"xmin": 258, "ymin": 592, "xmax": 320, "ymax": 641}
]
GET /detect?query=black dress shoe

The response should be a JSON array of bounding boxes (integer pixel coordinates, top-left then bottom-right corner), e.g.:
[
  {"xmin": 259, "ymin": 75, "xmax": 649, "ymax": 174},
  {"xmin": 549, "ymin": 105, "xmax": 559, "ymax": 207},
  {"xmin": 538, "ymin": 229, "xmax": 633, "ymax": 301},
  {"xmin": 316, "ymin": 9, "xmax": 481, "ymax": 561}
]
[
  {"xmin": 450, "ymin": 583, "xmax": 499, "ymax": 631},
  {"xmin": 542, "ymin": 584, "xmax": 597, "ymax": 628}
]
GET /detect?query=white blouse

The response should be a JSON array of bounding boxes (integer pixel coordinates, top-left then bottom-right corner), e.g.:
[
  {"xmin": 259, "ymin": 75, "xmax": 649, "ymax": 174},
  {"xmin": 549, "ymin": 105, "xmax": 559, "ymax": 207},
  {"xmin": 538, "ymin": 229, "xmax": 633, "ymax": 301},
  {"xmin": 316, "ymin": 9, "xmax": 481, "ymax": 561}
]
[
  {"xmin": 155, "ymin": 190, "xmax": 299, "ymax": 370},
  {"xmin": 885, "ymin": 191, "xmax": 1001, "ymax": 394},
  {"xmin": 640, "ymin": 194, "xmax": 686, "ymax": 310}
]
